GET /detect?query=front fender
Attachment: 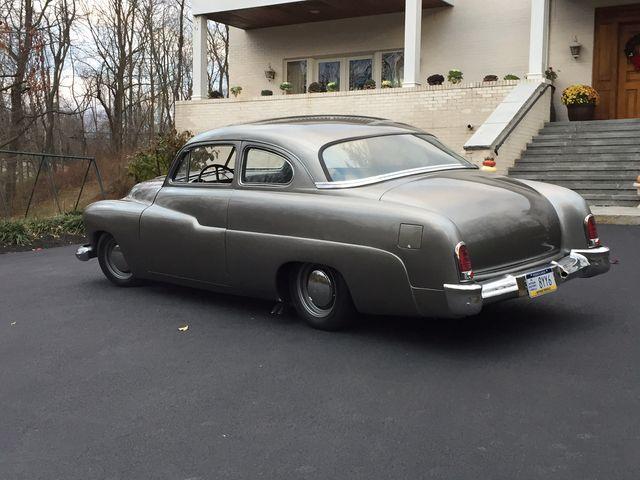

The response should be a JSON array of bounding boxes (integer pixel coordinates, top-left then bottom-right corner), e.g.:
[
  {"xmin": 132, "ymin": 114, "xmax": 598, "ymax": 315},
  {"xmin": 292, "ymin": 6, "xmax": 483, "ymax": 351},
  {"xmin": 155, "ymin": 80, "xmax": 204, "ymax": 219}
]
[{"xmin": 83, "ymin": 199, "xmax": 148, "ymax": 273}]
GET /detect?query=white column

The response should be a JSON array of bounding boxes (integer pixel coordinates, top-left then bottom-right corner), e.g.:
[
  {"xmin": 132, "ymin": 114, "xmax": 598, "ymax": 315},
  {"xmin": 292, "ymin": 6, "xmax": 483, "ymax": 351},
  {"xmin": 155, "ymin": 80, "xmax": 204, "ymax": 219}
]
[
  {"xmin": 403, "ymin": 0, "xmax": 422, "ymax": 88},
  {"xmin": 527, "ymin": 0, "xmax": 550, "ymax": 80},
  {"xmin": 192, "ymin": 15, "xmax": 208, "ymax": 100}
]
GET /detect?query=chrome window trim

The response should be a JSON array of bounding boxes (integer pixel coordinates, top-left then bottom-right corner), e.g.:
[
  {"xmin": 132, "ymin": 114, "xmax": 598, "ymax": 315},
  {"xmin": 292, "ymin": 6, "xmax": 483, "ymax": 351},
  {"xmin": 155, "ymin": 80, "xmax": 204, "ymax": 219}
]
[
  {"xmin": 314, "ymin": 164, "xmax": 474, "ymax": 189},
  {"xmin": 238, "ymin": 145, "xmax": 295, "ymax": 188}
]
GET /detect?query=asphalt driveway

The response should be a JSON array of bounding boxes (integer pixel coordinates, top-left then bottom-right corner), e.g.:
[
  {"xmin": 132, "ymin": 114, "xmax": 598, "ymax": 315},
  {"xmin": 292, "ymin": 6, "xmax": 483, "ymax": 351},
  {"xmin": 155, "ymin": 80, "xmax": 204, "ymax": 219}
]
[{"xmin": 1, "ymin": 225, "xmax": 639, "ymax": 480}]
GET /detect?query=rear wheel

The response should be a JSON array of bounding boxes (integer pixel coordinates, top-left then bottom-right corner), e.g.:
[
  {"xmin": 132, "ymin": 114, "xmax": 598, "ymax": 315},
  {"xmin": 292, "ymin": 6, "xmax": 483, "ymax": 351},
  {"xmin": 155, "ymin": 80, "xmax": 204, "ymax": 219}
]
[
  {"xmin": 97, "ymin": 233, "xmax": 138, "ymax": 287},
  {"xmin": 289, "ymin": 264, "xmax": 356, "ymax": 331}
]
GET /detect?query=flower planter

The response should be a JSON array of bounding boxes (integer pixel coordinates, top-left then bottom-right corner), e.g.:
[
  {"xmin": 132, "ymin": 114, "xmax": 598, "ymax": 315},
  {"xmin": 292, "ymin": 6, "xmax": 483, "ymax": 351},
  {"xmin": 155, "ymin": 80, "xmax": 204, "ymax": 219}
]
[{"xmin": 566, "ymin": 104, "xmax": 596, "ymax": 121}]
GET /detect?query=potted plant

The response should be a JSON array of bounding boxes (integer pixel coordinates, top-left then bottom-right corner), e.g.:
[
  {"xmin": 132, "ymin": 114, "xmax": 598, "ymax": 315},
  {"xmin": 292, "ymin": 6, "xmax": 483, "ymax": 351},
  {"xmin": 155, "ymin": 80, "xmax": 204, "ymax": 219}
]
[
  {"xmin": 326, "ymin": 82, "xmax": 338, "ymax": 92},
  {"xmin": 363, "ymin": 79, "xmax": 376, "ymax": 90},
  {"xmin": 230, "ymin": 86, "xmax": 243, "ymax": 98},
  {"xmin": 447, "ymin": 69, "xmax": 463, "ymax": 84},
  {"xmin": 503, "ymin": 74, "xmax": 520, "ymax": 81},
  {"xmin": 561, "ymin": 84, "xmax": 600, "ymax": 121},
  {"xmin": 279, "ymin": 82, "xmax": 293, "ymax": 94},
  {"xmin": 483, "ymin": 75, "xmax": 499, "ymax": 82},
  {"xmin": 261, "ymin": 90, "xmax": 273, "ymax": 96},
  {"xmin": 381, "ymin": 80, "xmax": 394, "ymax": 89},
  {"xmin": 544, "ymin": 67, "xmax": 558, "ymax": 83},
  {"xmin": 308, "ymin": 82, "xmax": 325, "ymax": 93},
  {"xmin": 427, "ymin": 74, "xmax": 444, "ymax": 86}
]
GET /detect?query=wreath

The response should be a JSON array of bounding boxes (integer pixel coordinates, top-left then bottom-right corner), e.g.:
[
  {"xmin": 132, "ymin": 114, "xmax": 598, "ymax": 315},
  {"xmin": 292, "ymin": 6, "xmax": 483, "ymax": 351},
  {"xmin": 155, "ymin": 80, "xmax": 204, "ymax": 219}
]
[{"xmin": 624, "ymin": 33, "xmax": 640, "ymax": 70}]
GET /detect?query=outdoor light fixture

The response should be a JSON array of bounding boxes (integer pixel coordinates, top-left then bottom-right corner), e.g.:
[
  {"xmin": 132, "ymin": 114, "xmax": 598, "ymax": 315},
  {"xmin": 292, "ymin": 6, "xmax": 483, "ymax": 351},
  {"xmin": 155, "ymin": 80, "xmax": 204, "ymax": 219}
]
[
  {"xmin": 265, "ymin": 64, "xmax": 276, "ymax": 81},
  {"xmin": 570, "ymin": 37, "xmax": 582, "ymax": 60}
]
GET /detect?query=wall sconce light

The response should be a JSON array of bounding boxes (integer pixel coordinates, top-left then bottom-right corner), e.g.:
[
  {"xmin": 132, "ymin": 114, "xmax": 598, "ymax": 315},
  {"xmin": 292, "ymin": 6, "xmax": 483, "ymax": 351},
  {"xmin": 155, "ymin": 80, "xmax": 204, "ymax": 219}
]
[
  {"xmin": 570, "ymin": 36, "xmax": 582, "ymax": 60},
  {"xmin": 265, "ymin": 64, "xmax": 276, "ymax": 81}
]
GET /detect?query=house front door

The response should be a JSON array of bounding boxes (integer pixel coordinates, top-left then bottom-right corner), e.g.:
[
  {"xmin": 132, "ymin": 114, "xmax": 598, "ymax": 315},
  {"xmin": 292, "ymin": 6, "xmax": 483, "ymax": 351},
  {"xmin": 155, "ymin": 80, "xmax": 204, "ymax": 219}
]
[
  {"xmin": 617, "ymin": 22, "xmax": 640, "ymax": 118},
  {"xmin": 593, "ymin": 4, "xmax": 640, "ymax": 119}
]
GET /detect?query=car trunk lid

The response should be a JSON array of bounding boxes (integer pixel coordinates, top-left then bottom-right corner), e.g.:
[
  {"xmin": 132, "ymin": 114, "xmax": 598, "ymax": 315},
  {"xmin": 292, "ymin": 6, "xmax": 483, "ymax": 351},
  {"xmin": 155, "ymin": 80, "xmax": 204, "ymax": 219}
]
[{"xmin": 379, "ymin": 170, "xmax": 562, "ymax": 272}]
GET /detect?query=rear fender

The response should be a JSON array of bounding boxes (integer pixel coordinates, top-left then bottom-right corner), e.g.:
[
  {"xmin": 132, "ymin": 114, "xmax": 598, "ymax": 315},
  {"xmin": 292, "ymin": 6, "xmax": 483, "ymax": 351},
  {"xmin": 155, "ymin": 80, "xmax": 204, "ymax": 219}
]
[{"xmin": 516, "ymin": 180, "xmax": 591, "ymax": 250}]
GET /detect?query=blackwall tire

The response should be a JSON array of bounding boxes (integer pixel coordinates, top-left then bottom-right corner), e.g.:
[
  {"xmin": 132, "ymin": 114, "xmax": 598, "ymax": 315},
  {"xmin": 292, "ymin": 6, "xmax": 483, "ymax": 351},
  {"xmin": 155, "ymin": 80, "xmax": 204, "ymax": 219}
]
[
  {"xmin": 289, "ymin": 264, "xmax": 356, "ymax": 331},
  {"xmin": 97, "ymin": 233, "xmax": 139, "ymax": 287}
]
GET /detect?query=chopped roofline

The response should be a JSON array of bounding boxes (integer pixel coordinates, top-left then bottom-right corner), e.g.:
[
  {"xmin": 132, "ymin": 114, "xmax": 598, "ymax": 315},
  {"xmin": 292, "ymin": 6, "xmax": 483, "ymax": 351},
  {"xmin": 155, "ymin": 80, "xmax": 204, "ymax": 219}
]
[{"xmin": 248, "ymin": 115, "xmax": 422, "ymax": 130}]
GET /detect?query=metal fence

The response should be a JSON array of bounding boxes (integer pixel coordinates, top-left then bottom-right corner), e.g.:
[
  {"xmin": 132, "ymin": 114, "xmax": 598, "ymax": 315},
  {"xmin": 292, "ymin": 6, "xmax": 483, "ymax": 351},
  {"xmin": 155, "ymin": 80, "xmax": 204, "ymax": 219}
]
[{"xmin": 0, "ymin": 150, "xmax": 106, "ymax": 218}]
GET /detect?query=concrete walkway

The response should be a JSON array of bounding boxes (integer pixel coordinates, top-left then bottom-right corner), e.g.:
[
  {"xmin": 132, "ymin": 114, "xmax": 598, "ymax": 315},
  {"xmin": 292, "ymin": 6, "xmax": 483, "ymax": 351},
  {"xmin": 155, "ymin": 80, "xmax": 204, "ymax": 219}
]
[{"xmin": 592, "ymin": 206, "xmax": 640, "ymax": 225}]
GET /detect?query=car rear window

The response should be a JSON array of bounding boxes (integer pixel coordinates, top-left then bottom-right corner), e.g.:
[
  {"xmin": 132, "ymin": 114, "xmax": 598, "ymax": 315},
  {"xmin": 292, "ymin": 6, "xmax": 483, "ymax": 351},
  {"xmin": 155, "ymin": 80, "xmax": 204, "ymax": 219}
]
[{"xmin": 320, "ymin": 134, "xmax": 472, "ymax": 182}]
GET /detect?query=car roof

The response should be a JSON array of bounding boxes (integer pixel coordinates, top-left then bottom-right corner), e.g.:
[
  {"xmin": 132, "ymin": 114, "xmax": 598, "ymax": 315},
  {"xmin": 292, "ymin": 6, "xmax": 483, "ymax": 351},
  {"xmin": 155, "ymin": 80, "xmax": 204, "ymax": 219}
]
[{"xmin": 187, "ymin": 116, "xmax": 428, "ymax": 181}]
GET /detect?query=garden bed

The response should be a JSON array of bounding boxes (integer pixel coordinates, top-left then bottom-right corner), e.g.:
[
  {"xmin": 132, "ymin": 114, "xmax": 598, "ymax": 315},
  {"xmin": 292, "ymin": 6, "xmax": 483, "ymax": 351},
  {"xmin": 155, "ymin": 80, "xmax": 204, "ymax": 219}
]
[{"xmin": 0, "ymin": 213, "xmax": 86, "ymax": 254}]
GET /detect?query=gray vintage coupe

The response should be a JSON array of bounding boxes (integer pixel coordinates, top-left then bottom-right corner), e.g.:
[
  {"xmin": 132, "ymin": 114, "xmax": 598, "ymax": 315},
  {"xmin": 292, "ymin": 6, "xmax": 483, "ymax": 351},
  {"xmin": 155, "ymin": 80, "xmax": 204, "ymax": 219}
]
[{"xmin": 77, "ymin": 116, "xmax": 610, "ymax": 330}]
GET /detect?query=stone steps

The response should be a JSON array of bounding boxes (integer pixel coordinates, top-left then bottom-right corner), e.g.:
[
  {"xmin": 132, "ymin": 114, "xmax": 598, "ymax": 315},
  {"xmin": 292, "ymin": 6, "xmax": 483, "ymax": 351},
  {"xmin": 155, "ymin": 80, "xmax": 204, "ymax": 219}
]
[
  {"xmin": 509, "ymin": 119, "xmax": 640, "ymax": 207},
  {"xmin": 518, "ymin": 153, "xmax": 640, "ymax": 162}
]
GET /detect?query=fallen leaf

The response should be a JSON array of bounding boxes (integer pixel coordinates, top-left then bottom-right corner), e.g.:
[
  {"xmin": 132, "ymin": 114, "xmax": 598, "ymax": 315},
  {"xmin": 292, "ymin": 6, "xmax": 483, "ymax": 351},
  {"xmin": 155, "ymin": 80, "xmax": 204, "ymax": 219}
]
[
  {"xmin": 178, "ymin": 324, "xmax": 189, "ymax": 332},
  {"xmin": 610, "ymin": 258, "xmax": 620, "ymax": 265}
]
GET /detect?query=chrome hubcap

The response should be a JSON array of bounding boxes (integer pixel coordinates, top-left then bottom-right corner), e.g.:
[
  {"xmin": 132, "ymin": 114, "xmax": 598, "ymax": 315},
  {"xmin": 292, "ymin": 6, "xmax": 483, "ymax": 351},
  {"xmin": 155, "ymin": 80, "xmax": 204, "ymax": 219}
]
[
  {"xmin": 307, "ymin": 269, "xmax": 334, "ymax": 309},
  {"xmin": 105, "ymin": 239, "xmax": 132, "ymax": 280},
  {"xmin": 297, "ymin": 266, "xmax": 336, "ymax": 318}
]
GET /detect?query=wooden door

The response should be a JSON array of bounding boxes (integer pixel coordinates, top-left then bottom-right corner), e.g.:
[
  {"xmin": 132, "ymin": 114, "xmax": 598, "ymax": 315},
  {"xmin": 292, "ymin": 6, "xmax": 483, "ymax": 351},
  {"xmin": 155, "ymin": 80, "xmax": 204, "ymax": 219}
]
[
  {"xmin": 593, "ymin": 4, "xmax": 640, "ymax": 119},
  {"xmin": 617, "ymin": 23, "xmax": 640, "ymax": 118}
]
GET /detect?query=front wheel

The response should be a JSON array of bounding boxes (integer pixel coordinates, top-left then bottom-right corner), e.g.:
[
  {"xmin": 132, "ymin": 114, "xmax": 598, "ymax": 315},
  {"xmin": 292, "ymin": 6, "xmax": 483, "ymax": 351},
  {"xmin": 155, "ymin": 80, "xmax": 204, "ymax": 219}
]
[
  {"xmin": 97, "ymin": 233, "xmax": 139, "ymax": 287},
  {"xmin": 289, "ymin": 264, "xmax": 356, "ymax": 331}
]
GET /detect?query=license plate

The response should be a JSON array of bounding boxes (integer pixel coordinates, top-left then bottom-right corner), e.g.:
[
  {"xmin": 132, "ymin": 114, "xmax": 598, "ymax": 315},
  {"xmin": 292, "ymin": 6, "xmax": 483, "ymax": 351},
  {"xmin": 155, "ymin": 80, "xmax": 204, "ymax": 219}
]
[{"xmin": 525, "ymin": 267, "xmax": 557, "ymax": 298}]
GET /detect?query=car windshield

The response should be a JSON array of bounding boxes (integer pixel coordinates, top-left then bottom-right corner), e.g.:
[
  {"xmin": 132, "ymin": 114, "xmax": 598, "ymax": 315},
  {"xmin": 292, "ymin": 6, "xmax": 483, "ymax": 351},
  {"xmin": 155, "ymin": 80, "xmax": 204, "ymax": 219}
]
[{"xmin": 320, "ymin": 134, "xmax": 474, "ymax": 183}]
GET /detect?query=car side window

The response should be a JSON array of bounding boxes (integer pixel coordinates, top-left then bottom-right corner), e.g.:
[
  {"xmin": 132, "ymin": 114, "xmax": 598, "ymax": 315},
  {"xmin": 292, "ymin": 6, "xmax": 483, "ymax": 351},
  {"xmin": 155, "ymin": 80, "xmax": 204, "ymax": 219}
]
[
  {"xmin": 242, "ymin": 148, "xmax": 293, "ymax": 185},
  {"xmin": 172, "ymin": 145, "xmax": 236, "ymax": 184}
]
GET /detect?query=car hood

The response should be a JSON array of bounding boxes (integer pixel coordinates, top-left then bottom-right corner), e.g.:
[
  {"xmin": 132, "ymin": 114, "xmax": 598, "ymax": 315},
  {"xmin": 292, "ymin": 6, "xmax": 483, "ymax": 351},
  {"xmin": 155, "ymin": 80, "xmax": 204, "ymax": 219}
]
[
  {"xmin": 125, "ymin": 177, "xmax": 164, "ymax": 205},
  {"xmin": 379, "ymin": 170, "xmax": 562, "ymax": 272}
]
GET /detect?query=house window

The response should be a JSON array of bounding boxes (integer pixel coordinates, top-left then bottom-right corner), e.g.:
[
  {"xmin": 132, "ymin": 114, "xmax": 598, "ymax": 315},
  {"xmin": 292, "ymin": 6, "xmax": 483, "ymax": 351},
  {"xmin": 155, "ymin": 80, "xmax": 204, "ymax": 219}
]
[
  {"xmin": 318, "ymin": 60, "xmax": 341, "ymax": 90},
  {"xmin": 349, "ymin": 57, "xmax": 373, "ymax": 90},
  {"xmin": 286, "ymin": 60, "xmax": 307, "ymax": 94},
  {"xmin": 382, "ymin": 51, "xmax": 404, "ymax": 86}
]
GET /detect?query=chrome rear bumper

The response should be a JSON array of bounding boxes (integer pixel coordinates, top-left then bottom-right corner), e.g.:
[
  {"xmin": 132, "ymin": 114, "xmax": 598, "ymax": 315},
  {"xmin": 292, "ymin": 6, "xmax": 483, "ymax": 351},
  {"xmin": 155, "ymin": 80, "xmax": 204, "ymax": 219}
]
[
  {"xmin": 75, "ymin": 245, "xmax": 95, "ymax": 262},
  {"xmin": 443, "ymin": 246, "xmax": 610, "ymax": 317}
]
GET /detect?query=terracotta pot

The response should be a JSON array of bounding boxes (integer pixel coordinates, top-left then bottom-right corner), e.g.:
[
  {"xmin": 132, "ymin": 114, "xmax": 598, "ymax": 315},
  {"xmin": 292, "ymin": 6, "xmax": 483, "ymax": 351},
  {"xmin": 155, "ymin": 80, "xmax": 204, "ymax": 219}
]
[{"xmin": 567, "ymin": 103, "xmax": 596, "ymax": 121}]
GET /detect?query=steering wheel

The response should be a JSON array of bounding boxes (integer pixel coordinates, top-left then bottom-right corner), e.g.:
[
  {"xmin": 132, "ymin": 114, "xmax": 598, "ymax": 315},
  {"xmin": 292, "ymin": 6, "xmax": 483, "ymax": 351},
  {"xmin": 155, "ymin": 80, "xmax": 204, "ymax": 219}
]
[{"xmin": 197, "ymin": 164, "xmax": 234, "ymax": 183}]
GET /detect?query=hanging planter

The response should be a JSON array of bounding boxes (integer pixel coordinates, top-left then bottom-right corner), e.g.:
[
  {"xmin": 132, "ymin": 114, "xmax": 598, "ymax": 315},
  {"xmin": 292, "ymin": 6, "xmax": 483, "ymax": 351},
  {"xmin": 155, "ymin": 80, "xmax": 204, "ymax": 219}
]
[{"xmin": 265, "ymin": 65, "xmax": 276, "ymax": 81}]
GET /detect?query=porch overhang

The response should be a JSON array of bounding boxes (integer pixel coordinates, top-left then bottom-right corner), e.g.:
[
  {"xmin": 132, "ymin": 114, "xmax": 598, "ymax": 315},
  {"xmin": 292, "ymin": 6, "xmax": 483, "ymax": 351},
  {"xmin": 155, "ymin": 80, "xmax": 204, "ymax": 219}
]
[{"xmin": 192, "ymin": 0, "xmax": 454, "ymax": 30}]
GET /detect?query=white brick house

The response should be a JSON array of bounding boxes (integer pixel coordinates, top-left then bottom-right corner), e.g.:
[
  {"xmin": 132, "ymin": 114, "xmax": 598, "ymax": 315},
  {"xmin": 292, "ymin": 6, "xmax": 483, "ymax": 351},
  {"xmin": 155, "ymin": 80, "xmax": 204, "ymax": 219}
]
[{"xmin": 176, "ymin": 0, "xmax": 640, "ymax": 171}]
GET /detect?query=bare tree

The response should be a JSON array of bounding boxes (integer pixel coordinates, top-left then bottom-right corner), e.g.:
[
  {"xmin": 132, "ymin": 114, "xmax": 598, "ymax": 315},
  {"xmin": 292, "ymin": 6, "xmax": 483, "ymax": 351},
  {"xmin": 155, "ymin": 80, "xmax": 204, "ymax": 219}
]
[{"xmin": 0, "ymin": 0, "xmax": 231, "ymax": 215}]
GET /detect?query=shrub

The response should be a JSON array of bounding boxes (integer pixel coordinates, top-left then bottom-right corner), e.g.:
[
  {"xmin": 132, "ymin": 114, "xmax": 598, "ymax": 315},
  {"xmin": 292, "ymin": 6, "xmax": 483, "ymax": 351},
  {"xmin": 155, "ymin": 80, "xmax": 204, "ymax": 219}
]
[
  {"xmin": 0, "ymin": 212, "xmax": 85, "ymax": 247},
  {"xmin": 0, "ymin": 220, "xmax": 30, "ymax": 246},
  {"xmin": 503, "ymin": 74, "xmax": 520, "ymax": 81},
  {"xmin": 230, "ymin": 86, "xmax": 243, "ymax": 97},
  {"xmin": 308, "ymin": 82, "xmax": 325, "ymax": 93},
  {"xmin": 447, "ymin": 69, "xmax": 463, "ymax": 84},
  {"xmin": 326, "ymin": 82, "xmax": 338, "ymax": 92},
  {"xmin": 363, "ymin": 79, "xmax": 376, "ymax": 90},
  {"xmin": 381, "ymin": 80, "xmax": 394, "ymax": 89},
  {"xmin": 209, "ymin": 90, "xmax": 224, "ymax": 99},
  {"xmin": 561, "ymin": 84, "xmax": 600, "ymax": 105},
  {"xmin": 261, "ymin": 90, "xmax": 273, "ymax": 96},
  {"xmin": 427, "ymin": 74, "xmax": 445, "ymax": 86},
  {"xmin": 127, "ymin": 130, "xmax": 192, "ymax": 183},
  {"xmin": 279, "ymin": 82, "xmax": 293, "ymax": 93},
  {"xmin": 483, "ymin": 74, "xmax": 499, "ymax": 82}
]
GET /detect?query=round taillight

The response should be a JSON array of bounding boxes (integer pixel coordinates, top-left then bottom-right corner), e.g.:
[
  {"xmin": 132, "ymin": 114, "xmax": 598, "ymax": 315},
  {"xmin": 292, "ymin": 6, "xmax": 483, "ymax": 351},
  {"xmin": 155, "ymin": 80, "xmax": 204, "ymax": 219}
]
[
  {"xmin": 455, "ymin": 242, "xmax": 474, "ymax": 280},
  {"xmin": 584, "ymin": 214, "xmax": 600, "ymax": 247}
]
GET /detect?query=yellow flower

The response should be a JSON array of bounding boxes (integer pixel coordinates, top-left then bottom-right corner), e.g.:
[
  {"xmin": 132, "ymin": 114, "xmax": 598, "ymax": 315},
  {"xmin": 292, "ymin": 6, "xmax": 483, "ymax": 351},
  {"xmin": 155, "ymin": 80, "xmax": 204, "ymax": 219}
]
[{"xmin": 561, "ymin": 84, "xmax": 600, "ymax": 106}]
